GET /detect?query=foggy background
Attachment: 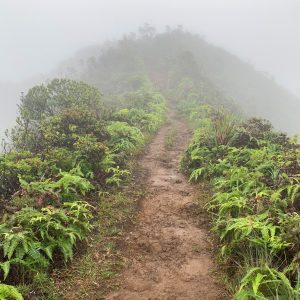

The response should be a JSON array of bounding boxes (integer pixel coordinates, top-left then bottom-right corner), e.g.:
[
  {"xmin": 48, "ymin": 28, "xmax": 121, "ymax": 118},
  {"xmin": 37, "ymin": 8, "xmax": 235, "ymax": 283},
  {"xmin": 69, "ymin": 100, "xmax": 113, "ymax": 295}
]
[{"xmin": 1, "ymin": 0, "xmax": 300, "ymax": 138}]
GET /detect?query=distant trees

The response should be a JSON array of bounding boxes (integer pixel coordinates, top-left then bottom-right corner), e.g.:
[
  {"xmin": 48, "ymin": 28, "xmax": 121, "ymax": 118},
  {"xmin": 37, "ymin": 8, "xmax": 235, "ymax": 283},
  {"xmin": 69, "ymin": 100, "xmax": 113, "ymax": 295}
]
[
  {"xmin": 67, "ymin": 25, "xmax": 300, "ymax": 133},
  {"xmin": 138, "ymin": 23, "xmax": 156, "ymax": 38}
]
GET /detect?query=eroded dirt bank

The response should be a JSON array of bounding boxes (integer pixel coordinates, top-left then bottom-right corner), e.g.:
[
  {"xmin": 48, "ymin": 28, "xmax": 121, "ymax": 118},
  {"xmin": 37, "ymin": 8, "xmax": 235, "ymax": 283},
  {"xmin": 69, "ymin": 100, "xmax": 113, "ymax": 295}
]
[{"xmin": 107, "ymin": 112, "xmax": 226, "ymax": 299}]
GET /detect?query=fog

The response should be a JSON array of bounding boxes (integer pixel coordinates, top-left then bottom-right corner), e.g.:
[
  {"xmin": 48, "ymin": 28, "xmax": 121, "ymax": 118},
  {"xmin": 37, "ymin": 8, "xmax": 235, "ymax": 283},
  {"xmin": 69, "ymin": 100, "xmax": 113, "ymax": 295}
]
[{"xmin": 1, "ymin": 0, "xmax": 300, "ymax": 138}]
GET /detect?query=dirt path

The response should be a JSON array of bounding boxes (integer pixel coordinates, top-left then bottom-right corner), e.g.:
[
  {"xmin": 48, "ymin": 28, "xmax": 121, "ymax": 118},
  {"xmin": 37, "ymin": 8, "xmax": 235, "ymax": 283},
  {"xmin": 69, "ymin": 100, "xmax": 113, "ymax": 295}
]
[{"xmin": 107, "ymin": 112, "xmax": 226, "ymax": 300}]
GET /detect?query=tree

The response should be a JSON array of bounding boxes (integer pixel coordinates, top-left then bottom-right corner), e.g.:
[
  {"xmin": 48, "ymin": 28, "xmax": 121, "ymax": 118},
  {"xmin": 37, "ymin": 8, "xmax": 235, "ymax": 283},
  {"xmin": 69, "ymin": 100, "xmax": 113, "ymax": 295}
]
[
  {"xmin": 19, "ymin": 78, "xmax": 104, "ymax": 120},
  {"xmin": 10, "ymin": 79, "xmax": 106, "ymax": 151}
]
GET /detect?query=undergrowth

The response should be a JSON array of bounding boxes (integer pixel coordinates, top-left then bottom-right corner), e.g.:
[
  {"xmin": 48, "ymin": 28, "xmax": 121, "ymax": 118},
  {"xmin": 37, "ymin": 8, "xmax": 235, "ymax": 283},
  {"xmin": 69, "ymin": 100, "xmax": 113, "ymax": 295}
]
[
  {"xmin": 0, "ymin": 77, "xmax": 165, "ymax": 298},
  {"xmin": 180, "ymin": 99, "xmax": 300, "ymax": 299}
]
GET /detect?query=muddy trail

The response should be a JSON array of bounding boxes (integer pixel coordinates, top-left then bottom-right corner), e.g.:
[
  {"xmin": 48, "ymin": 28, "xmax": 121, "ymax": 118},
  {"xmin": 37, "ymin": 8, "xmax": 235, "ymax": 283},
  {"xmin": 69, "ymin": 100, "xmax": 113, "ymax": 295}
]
[{"xmin": 107, "ymin": 112, "xmax": 226, "ymax": 300}]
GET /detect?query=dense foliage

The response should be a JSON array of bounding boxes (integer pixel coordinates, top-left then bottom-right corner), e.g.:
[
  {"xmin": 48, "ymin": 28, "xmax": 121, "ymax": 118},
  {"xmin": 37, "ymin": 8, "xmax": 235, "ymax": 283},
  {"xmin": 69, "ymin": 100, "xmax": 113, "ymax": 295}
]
[
  {"xmin": 0, "ymin": 77, "xmax": 166, "ymax": 298},
  {"xmin": 181, "ymin": 102, "xmax": 300, "ymax": 299}
]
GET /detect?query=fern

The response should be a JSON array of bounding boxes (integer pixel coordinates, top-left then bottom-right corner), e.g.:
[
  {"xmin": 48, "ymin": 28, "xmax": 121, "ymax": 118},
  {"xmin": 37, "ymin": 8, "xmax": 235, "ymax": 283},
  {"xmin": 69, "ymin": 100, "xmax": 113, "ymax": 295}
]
[
  {"xmin": 105, "ymin": 166, "xmax": 130, "ymax": 186},
  {"xmin": 0, "ymin": 284, "xmax": 23, "ymax": 300},
  {"xmin": 19, "ymin": 167, "xmax": 94, "ymax": 203},
  {"xmin": 189, "ymin": 167, "xmax": 206, "ymax": 181},
  {"xmin": 0, "ymin": 201, "xmax": 93, "ymax": 279}
]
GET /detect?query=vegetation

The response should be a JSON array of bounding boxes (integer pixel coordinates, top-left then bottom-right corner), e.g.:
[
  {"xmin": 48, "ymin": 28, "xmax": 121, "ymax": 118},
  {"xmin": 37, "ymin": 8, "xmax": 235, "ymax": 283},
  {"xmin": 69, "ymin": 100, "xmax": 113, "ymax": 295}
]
[
  {"xmin": 1, "ymin": 26, "xmax": 299, "ymax": 299},
  {"xmin": 180, "ymin": 100, "xmax": 300, "ymax": 299},
  {"xmin": 60, "ymin": 25, "xmax": 299, "ymax": 134},
  {"xmin": 0, "ymin": 77, "xmax": 165, "ymax": 298},
  {"xmin": 164, "ymin": 127, "xmax": 176, "ymax": 149},
  {"xmin": 0, "ymin": 284, "xmax": 23, "ymax": 300}
]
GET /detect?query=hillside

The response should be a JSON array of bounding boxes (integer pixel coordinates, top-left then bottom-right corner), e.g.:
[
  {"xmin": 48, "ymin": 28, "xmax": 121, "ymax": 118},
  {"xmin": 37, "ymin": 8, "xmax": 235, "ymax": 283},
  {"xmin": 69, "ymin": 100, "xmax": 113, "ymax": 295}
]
[
  {"xmin": 58, "ymin": 26, "xmax": 300, "ymax": 134},
  {"xmin": 0, "ymin": 26, "xmax": 299, "ymax": 299}
]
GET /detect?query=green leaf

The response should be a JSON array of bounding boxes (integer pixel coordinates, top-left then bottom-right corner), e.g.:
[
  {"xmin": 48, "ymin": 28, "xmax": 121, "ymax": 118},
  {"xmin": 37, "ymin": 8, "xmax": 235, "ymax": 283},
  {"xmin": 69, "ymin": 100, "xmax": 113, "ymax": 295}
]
[{"xmin": 0, "ymin": 261, "xmax": 10, "ymax": 280}]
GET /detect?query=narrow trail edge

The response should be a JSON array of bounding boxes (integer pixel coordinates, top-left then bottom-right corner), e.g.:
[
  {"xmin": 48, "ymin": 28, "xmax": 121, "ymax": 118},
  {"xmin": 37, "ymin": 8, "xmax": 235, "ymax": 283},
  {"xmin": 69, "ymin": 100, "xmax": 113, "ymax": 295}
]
[{"xmin": 107, "ymin": 111, "xmax": 226, "ymax": 300}]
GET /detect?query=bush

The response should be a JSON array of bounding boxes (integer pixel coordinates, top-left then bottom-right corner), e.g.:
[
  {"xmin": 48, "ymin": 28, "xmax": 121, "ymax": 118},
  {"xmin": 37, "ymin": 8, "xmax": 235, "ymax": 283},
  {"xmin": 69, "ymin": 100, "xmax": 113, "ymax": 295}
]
[
  {"xmin": 0, "ymin": 201, "xmax": 93, "ymax": 281},
  {"xmin": 0, "ymin": 284, "xmax": 23, "ymax": 300},
  {"xmin": 0, "ymin": 77, "xmax": 166, "ymax": 294},
  {"xmin": 181, "ymin": 102, "xmax": 300, "ymax": 298}
]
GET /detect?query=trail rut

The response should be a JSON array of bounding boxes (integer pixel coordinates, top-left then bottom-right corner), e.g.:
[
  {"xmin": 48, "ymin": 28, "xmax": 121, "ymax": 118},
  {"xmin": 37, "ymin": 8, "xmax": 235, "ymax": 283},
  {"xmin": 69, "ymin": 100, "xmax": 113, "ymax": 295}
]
[{"xmin": 107, "ymin": 112, "xmax": 226, "ymax": 300}]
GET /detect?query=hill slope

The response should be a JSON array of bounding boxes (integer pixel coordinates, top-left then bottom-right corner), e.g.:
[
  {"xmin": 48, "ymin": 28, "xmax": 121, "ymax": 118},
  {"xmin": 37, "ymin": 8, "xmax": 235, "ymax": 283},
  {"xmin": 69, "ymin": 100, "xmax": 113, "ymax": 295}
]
[{"xmin": 58, "ymin": 27, "xmax": 299, "ymax": 134}]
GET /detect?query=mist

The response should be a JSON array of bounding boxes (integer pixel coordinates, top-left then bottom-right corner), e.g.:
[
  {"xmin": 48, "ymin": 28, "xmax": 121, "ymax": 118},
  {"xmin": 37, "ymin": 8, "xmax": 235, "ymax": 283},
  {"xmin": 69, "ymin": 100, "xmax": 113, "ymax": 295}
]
[{"xmin": 1, "ymin": 0, "xmax": 300, "ymax": 138}]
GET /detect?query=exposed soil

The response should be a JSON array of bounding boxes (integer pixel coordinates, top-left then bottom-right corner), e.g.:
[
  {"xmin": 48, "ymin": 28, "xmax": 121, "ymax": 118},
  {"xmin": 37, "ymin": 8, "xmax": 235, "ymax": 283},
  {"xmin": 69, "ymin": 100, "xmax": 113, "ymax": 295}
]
[{"xmin": 106, "ymin": 112, "xmax": 227, "ymax": 300}]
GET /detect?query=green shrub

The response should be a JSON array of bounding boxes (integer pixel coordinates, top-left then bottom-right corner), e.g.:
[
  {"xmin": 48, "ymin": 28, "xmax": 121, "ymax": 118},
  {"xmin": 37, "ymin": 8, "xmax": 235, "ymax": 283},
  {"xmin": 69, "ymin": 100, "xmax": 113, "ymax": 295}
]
[
  {"xmin": 235, "ymin": 267, "xmax": 296, "ymax": 299},
  {"xmin": 107, "ymin": 121, "xmax": 145, "ymax": 157},
  {"xmin": 0, "ymin": 284, "xmax": 23, "ymax": 300},
  {"xmin": 181, "ymin": 102, "xmax": 300, "ymax": 298},
  {"xmin": 18, "ymin": 167, "xmax": 94, "ymax": 205},
  {"xmin": 0, "ymin": 201, "xmax": 93, "ymax": 280},
  {"xmin": 0, "ymin": 77, "xmax": 166, "ymax": 294}
]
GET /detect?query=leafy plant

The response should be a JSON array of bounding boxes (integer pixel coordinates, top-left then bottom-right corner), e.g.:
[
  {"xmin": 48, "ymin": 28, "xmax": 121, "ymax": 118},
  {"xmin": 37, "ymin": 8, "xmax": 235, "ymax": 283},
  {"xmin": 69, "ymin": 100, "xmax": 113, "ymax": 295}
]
[
  {"xmin": 180, "ymin": 101, "xmax": 300, "ymax": 297},
  {"xmin": 18, "ymin": 166, "xmax": 94, "ymax": 205},
  {"xmin": 105, "ymin": 166, "xmax": 130, "ymax": 187},
  {"xmin": 0, "ymin": 284, "xmax": 23, "ymax": 300},
  {"xmin": 0, "ymin": 70, "xmax": 166, "ymax": 295},
  {"xmin": 0, "ymin": 201, "xmax": 93, "ymax": 280},
  {"xmin": 211, "ymin": 108, "xmax": 238, "ymax": 146},
  {"xmin": 235, "ymin": 267, "xmax": 296, "ymax": 299},
  {"xmin": 107, "ymin": 121, "xmax": 145, "ymax": 156}
]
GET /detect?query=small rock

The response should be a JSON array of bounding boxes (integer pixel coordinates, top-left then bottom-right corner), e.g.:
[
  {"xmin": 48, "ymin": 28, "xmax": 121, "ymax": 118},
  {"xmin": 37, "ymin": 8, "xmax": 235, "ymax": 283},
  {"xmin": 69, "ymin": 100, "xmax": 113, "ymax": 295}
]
[
  {"xmin": 151, "ymin": 242, "xmax": 162, "ymax": 253},
  {"xmin": 174, "ymin": 179, "xmax": 182, "ymax": 184},
  {"xmin": 179, "ymin": 190, "xmax": 190, "ymax": 196},
  {"xmin": 184, "ymin": 202, "xmax": 198, "ymax": 210}
]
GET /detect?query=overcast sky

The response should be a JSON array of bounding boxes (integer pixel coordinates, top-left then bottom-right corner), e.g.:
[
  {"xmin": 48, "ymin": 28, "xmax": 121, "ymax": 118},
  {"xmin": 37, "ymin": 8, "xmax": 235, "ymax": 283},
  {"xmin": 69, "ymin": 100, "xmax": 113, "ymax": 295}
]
[{"xmin": 0, "ymin": 0, "xmax": 300, "ymax": 96}]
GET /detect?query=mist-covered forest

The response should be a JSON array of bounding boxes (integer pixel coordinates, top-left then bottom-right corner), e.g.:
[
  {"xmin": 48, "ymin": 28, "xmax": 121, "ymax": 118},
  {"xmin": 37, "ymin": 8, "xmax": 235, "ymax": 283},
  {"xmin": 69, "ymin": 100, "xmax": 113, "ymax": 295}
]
[
  {"xmin": 55, "ymin": 26, "xmax": 300, "ymax": 134},
  {"xmin": 2, "ymin": 25, "xmax": 299, "ymax": 140},
  {"xmin": 0, "ymin": 18, "xmax": 300, "ymax": 300}
]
